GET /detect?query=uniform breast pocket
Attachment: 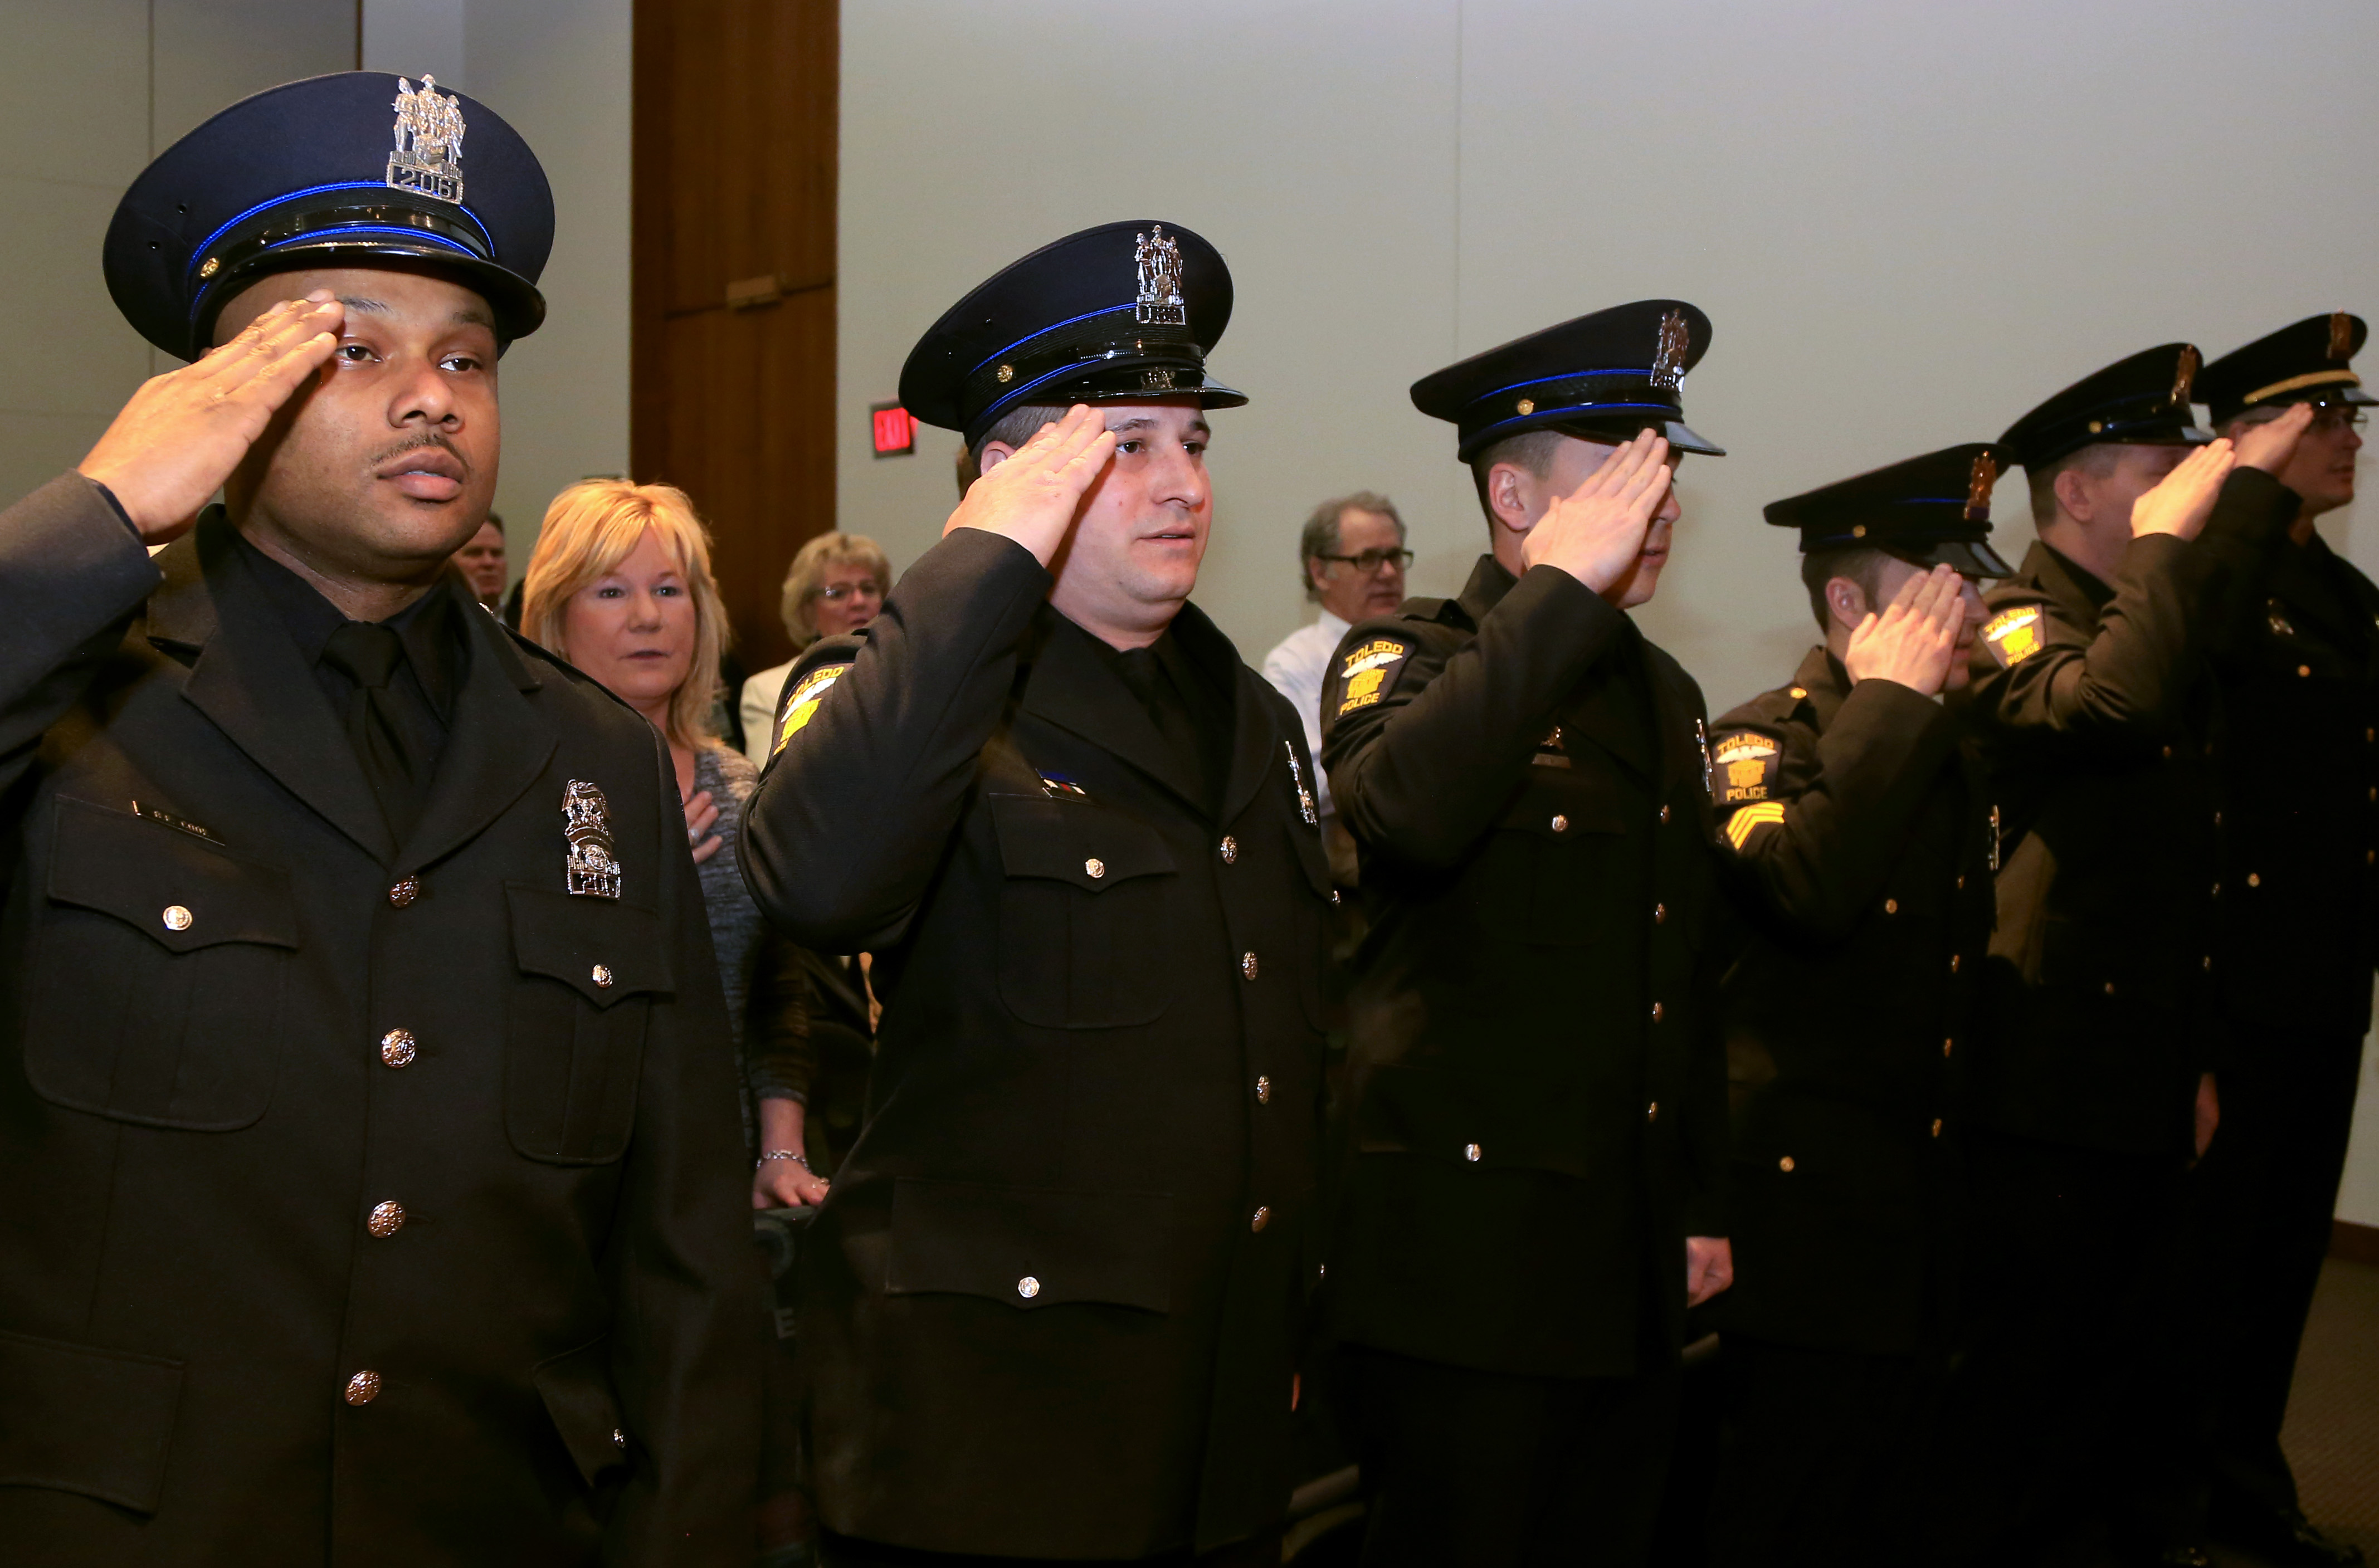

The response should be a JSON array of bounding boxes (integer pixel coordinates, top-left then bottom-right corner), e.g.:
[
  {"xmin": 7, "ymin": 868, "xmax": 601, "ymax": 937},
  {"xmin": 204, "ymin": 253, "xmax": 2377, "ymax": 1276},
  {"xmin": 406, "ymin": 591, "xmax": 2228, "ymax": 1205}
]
[
  {"xmin": 989, "ymin": 794, "xmax": 1177, "ymax": 1029},
  {"xmin": 1478, "ymin": 774, "xmax": 1629, "ymax": 946},
  {"xmin": 24, "ymin": 797, "xmax": 298, "ymax": 1131},
  {"xmin": 504, "ymin": 886, "xmax": 672, "ymax": 1164}
]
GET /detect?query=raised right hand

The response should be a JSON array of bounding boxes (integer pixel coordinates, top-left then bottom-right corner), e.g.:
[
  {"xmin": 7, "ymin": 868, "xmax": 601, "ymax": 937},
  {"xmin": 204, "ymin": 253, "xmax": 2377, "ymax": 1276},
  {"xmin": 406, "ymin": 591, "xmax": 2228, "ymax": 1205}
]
[
  {"xmin": 2129, "ymin": 438, "xmax": 2236, "ymax": 541},
  {"xmin": 2230, "ymin": 401, "xmax": 2315, "ymax": 476},
  {"xmin": 1519, "ymin": 428, "xmax": 1674, "ymax": 594},
  {"xmin": 1844, "ymin": 563, "xmax": 1967, "ymax": 694},
  {"xmin": 77, "ymin": 293, "xmax": 345, "ymax": 544},
  {"xmin": 942, "ymin": 403, "xmax": 1117, "ymax": 566}
]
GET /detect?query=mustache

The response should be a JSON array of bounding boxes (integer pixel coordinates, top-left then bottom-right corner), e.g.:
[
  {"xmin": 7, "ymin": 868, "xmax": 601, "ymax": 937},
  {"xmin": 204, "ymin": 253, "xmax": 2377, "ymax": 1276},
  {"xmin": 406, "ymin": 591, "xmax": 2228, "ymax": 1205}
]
[{"xmin": 369, "ymin": 432, "xmax": 470, "ymax": 474}]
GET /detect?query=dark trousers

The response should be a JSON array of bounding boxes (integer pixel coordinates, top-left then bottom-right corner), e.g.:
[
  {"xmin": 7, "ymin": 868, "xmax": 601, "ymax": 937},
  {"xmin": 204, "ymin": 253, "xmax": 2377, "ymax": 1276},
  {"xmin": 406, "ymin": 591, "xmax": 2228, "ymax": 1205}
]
[
  {"xmin": 817, "ymin": 1531, "xmax": 1281, "ymax": 1567},
  {"xmin": 1927, "ymin": 1132, "xmax": 2195, "ymax": 1564},
  {"xmin": 1707, "ymin": 1337, "xmax": 1936, "ymax": 1568},
  {"xmin": 1339, "ymin": 1342, "xmax": 1680, "ymax": 1567},
  {"xmin": 2187, "ymin": 1034, "xmax": 2366, "ymax": 1531}
]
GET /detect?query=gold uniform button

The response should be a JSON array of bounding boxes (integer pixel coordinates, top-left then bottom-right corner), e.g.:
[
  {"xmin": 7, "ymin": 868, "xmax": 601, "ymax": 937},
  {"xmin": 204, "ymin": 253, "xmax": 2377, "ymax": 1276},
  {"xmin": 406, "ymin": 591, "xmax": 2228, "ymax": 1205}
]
[
  {"xmin": 1219, "ymin": 836, "xmax": 1238, "ymax": 863},
  {"xmin": 2103, "ymin": 981, "xmax": 2118, "ymax": 996},
  {"xmin": 1948, "ymin": 954, "xmax": 1960, "ymax": 973},
  {"xmin": 1943, "ymin": 1038, "xmax": 1954, "ymax": 1058},
  {"xmin": 1650, "ymin": 1002, "xmax": 1665, "ymax": 1023},
  {"xmin": 1551, "ymin": 814, "xmax": 1569, "ymax": 833},
  {"xmin": 1788, "ymin": 687, "xmax": 1807, "ymax": 700},
  {"xmin": 1016, "ymin": 1276, "xmax": 1040, "ymax": 1299},
  {"xmin": 1516, "ymin": 397, "xmax": 1535, "ymax": 416},
  {"xmin": 996, "ymin": 364, "xmax": 1014, "ymax": 383},
  {"xmin": 1931, "ymin": 1118, "xmax": 1943, "ymax": 1139},
  {"xmin": 2204, "ymin": 955, "xmax": 2214, "ymax": 971},
  {"xmin": 1464, "ymin": 1142, "xmax": 1481, "ymax": 1162},
  {"xmin": 388, "ymin": 877, "xmax": 420, "ymax": 908},
  {"xmin": 1653, "ymin": 902, "xmax": 1666, "ymax": 923},
  {"xmin": 1956, "ymin": 876, "xmax": 1966, "ymax": 891},
  {"xmin": 2247, "ymin": 873, "xmax": 2261, "ymax": 888},
  {"xmin": 162, "ymin": 904, "xmax": 193, "ymax": 932},
  {"xmin": 2212, "ymin": 882, "xmax": 2222, "ymax": 898},
  {"xmin": 367, "ymin": 1201, "xmax": 406, "ymax": 1238},
  {"xmin": 1251, "ymin": 1205, "xmax": 1271, "ymax": 1233},
  {"xmin": 1241, "ymin": 951, "xmax": 1259, "ymax": 980},
  {"xmin": 1659, "ymin": 804, "xmax": 1673, "ymax": 824},
  {"xmin": 1646, "ymin": 1102, "xmax": 1659, "ymax": 1124},
  {"xmin": 612, "ymin": 1428, "xmax": 626, "ymax": 1449},
  {"xmin": 379, "ymin": 1029, "xmax": 417, "ymax": 1068},
  {"xmin": 1255, "ymin": 1075, "xmax": 1272, "ymax": 1104},
  {"xmin": 1884, "ymin": 898, "xmax": 1899, "ymax": 915},
  {"xmin": 591, "ymin": 964, "xmax": 614, "ymax": 988},
  {"xmin": 344, "ymin": 1371, "xmax": 381, "ymax": 1406},
  {"xmin": 2214, "ymin": 812, "xmax": 2222, "ymax": 828},
  {"xmin": 1085, "ymin": 857, "xmax": 1105, "ymax": 879},
  {"xmin": 1329, "ymin": 890, "xmax": 1342, "ymax": 906},
  {"xmin": 2162, "ymin": 745, "xmax": 2173, "ymax": 760},
  {"xmin": 2299, "ymin": 665, "xmax": 2313, "ymax": 678},
  {"xmin": 1779, "ymin": 1156, "xmax": 1796, "ymax": 1173}
]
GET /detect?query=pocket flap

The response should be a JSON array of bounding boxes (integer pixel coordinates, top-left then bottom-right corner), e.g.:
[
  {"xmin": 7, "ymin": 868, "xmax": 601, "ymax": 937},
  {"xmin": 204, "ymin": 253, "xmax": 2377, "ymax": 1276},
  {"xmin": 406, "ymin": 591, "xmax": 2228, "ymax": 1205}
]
[
  {"xmin": 49, "ymin": 797, "xmax": 296, "ymax": 954},
  {"xmin": 506, "ymin": 886, "xmax": 672, "ymax": 1007},
  {"xmin": 990, "ymin": 794, "xmax": 1176, "ymax": 891},
  {"xmin": 532, "ymin": 1335, "xmax": 627, "ymax": 1488},
  {"xmin": 0, "ymin": 1327, "xmax": 184, "ymax": 1515},
  {"xmin": 1498, "ymin": 776, "xmax": 1628, "ymax": 839},
  {"xmin": 886, "ymin": 1178, "xmax": 1173, "ymax": 1312}
]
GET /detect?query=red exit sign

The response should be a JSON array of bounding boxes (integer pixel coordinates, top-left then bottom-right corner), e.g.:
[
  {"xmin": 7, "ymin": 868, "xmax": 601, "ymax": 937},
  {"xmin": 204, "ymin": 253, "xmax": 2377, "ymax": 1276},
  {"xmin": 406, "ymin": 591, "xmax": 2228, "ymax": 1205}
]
[{"xmin": 870, "ymin": 402, "xmax": 915, "ymax": 457}]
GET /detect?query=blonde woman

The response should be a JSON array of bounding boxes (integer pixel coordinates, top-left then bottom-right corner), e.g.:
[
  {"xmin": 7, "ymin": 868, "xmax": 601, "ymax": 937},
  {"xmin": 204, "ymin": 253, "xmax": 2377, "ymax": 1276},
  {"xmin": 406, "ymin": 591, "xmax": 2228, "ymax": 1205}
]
[
  {"xmin": 738, "ymin": 531, "xmax": 891, "ymax": 765},
  {"xmin": 523, "ymin": 478, "xmax": 828, "ymax": 1208}
]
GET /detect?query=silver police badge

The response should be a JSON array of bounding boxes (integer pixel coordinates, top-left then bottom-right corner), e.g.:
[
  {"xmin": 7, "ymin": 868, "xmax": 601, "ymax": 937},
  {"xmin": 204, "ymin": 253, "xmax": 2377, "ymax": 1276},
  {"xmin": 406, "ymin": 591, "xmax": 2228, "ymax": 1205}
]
[
  {"xmin": 562, "ymin": 780, "xmax": 622, "ymax": 899},
  {"xmin": 1135, "ymin": 225, "xmax": 1186, "ymax": 327},
  {"xmin": 388, "ymin": 75, "xmax": 466, "ymax": 204},
  {"xmin": 1285, "ymin": 743, "xmax": 1318, "ymax": 827},
  {"xmin": 1651, "ymin": 308, "xmax": 1692, "ymax": 392}
]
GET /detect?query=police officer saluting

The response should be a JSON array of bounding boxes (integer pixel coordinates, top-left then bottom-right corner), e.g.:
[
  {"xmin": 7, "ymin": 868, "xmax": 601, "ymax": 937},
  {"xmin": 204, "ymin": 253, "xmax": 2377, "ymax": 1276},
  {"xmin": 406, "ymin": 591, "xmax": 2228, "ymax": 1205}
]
[
  {"xmin": 2182, "ymin": 315, "xmax": 2379, "ymax": 1568},
  {"xmin": 740, "ymin": 223, "xmax": 1330, "ymax": 1566},
  {"xmin": 1321, "ymin": 302, "xmax": 1732, "ymax": 1567},
  {"xmin": 0, "ymin": 74, "xmax": 759, "ymax": 1561},
  {"xmin": 1935, "ymin": 345, "xmax": 2312, "ymax": 1567},
  {"xmin": 1701, "ymin": 446, "xmax": 2008, "ymax": 1566}
]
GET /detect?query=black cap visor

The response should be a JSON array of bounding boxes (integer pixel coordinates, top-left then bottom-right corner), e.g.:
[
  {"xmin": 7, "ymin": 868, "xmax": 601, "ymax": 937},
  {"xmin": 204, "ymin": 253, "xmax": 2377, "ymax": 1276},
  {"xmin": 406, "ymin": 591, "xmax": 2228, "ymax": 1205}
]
[
  {"xmin": 195, "ymin": 238, "xmax": 544, "ymax": 356},
  {"xmin": 1920, "ymin": 537, "xmax": 2015, "ymax": 578}
]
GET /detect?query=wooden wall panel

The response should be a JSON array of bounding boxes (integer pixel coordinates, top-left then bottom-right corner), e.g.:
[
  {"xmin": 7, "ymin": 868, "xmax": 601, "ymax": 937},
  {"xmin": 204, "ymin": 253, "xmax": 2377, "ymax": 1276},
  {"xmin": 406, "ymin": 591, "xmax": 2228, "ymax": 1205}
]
[{"xmin": 633, "ymin": 0, "xmax": 837, "ymax": 676}]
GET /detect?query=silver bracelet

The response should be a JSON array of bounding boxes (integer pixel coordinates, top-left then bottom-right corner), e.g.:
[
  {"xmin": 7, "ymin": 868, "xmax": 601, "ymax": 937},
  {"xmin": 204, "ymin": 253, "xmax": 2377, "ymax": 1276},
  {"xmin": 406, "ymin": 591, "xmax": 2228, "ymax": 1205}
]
[{"xmin": 758, "ymin": 1150, "xmax": 811, "ymax": 1171}]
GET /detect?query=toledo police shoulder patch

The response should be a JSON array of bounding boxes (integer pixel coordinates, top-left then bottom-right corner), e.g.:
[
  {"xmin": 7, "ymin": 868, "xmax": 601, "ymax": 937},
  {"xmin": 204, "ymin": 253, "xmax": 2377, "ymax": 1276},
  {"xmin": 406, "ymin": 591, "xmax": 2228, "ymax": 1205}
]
[
  {"xmin": 1331, "ymin": 636, "xmax": 1412, "ymax": 719},
  {"xmin": 1981, "ymin": 605, "xmax": 2045, "ymax": 668},
  {"xmin": 1707, "ymin": 726, "xmax": 1782, "ymax": 808},
  {"xmin": 773, "ymin": 661, "xmax": 853, "ymax": 755}
]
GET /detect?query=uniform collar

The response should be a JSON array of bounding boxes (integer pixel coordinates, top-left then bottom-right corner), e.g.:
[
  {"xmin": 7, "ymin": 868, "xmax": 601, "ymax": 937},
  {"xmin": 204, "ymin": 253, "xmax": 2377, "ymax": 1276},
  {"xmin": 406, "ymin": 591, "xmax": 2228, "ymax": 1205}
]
[
  {"xmin": 2030, "ymin": 539, "xmax": 2115, "ymax": 614},
  {"xmin": 1455, "ymin": 553, "xmax": 1518, "ymax": 627},
  {"xmin": 1791, "ymin": 643, "xmax": 1854, "ymax": 730}
]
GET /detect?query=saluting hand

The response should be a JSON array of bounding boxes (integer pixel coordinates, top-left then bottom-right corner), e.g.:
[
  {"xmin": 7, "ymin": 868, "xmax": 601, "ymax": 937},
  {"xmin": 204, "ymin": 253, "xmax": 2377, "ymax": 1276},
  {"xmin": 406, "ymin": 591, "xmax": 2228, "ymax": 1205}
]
[
  {"xmin": 1686, "ymin": 1235, "xmax": 1733, "ymax": 1307},
  {"xmin": 1844, "ymin": 564, "xmax": 1967, "ymax": 696},
  {"xmin": 2129, "ymin": 438, "xmax": 2236, "ymax": 543},
  {"xmin": 2230, "ymin": 400, "xmax": 2316, "ymax": 477},
  {"xmin": 77, "ymin": 292, "xmax": 345, "ymax": 544},
  {"xmin": 1520, "ymin": 429, "xmax": 1674, "ymax": 596},
  {"xmin": 943, "ymin": 403, "xmax": 1118, "ymax": 567}
]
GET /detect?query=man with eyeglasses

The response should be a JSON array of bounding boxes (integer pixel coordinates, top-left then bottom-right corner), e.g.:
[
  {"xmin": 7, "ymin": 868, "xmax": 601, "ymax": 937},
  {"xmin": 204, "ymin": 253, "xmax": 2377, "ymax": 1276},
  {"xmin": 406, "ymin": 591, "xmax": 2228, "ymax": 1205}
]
[
  {"xmin": 2178, "ymin": 315, "xmax": 2377, "ymax": 1568},
  {"xmin": 1262, "ymin": 493, "xmax": 1411, "ymax": 862}
]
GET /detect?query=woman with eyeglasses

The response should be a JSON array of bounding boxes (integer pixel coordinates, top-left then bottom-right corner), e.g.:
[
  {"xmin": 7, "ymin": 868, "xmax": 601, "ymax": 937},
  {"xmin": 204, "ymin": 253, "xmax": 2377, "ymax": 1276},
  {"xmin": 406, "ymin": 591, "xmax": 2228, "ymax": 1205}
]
[{"xmin": 739, "ymin": 532, "xmax": 893, "ymax": 766}]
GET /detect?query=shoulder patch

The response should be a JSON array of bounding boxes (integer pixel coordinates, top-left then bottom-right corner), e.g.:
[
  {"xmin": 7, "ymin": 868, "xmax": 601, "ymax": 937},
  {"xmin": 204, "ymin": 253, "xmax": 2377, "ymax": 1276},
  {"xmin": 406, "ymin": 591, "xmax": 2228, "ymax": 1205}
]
[
  {"xmin": 1724, "ymin": 801, "xmax": 1787, "ymax": 851},
  {"xmin": 1708, "ymin": 726, "xmax": 1783, "ymax": 808},
  {"xmin": 1981, "ymin": 605, "xmax": 2045, "ymax": 668},
  {"xmin": 1331, "ymin": 636, "xmax": 1413, "ymax": 719},
  {"xmin": 772, "ymin": 661, "xmax": 852, "ymax": 755}
]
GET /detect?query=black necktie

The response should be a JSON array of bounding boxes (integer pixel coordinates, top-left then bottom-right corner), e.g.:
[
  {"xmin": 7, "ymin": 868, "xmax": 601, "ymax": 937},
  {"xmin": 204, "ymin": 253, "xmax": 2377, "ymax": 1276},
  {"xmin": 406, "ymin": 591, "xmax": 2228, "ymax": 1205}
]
[
  {"xmin": 1114, "ymin": 646, "xmax": 1215, "ymax": 816},
  {"xmin": 321, "ymin": 621, "xmax": 425, "ymax": 842}
]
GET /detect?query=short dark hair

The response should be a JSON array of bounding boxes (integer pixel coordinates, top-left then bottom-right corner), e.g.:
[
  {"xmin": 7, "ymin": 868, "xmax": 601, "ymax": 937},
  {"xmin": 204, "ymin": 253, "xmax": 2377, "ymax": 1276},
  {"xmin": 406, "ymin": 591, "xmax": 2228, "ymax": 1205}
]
[
  {"xmin": 1296, "ymin": 491, "xmax": 1406, "ymax": 599},
  {"xmin": 954, "ymin": 403, "xmax": 1069, "ymax": 498},
  {"xmin": 2026, "ymin": 442, "xmax": 2122, "ymax": 526},
  {"xmin": 1466, "ymin": 428, "xmax": 1570, "ymax": 531},
  {"xmin": 1798, "ymin": 546, "xmax": 1902, "ymax": 628}
]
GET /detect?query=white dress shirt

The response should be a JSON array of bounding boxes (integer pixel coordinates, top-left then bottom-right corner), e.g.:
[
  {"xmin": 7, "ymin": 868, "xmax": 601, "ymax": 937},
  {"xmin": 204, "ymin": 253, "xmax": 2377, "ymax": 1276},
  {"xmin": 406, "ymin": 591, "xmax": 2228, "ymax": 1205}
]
[
  {"xmin": 739, "ymin": 659, "xmax": 797, "ymax": 768},
  {"xmin": 1259, "ymin": 607, "xmax": 1351, "ymax": 820}
]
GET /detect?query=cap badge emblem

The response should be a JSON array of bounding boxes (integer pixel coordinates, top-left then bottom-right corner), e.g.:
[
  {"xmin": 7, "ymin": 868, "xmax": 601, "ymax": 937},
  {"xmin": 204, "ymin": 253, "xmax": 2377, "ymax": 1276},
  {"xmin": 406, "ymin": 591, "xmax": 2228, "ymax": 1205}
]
[
  {"xmin": 1650, "ymin": 309, "xmax": 1691, "ymax": 392},
  {"xmin": 1134, "ymin": 224, "xmax": 1187, "ymax": 327},
  {"xmin": 562, "ymin": 780, "xmax": 622, "ymax": 899},
  {"xmin": 2331, "ymin": 312, "xmax": 2355, "ymax": 361},
  {"xmin": 387, "ymin": 75, "xmax": 466, "ymax": 205},
  {"xmin": 1143, "ymin": 367, "xmax": 1178, "ymax": 392},
  {"xmin": 2172, "ymin": 345, "xmax": 2200, "ymax": 407},
  {"xmin": 1965, "ymin": 451, "xmax": 1998, "ymax": 522}
]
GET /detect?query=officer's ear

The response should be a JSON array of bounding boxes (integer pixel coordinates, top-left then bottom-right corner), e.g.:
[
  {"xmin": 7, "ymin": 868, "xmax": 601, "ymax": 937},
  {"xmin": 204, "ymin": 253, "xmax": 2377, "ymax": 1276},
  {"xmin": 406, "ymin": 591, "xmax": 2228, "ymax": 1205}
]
[
  {"xmin": 2051, "ymin": 465, "xmax": 2097, "ymax": 526},
  {"xmin": 1825, "ymin": 575, "xmax": 1869, "ymax": 633},
  {"xmin": 1484, "ymin": 461, "xmax": 1535, "ymax": 535}
]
